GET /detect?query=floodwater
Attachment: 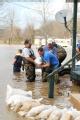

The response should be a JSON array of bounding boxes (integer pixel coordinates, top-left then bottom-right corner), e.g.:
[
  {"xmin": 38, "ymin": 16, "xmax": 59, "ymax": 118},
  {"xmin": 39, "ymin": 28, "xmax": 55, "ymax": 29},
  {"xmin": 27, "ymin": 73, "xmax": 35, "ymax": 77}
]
[{"xmin": 0, "ymin": 45, "xmax": 79, "ymax": 120}]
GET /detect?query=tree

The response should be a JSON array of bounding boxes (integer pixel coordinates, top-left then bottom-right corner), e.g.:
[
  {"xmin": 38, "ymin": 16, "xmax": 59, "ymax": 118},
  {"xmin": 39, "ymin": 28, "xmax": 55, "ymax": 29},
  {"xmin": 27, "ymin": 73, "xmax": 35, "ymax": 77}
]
[
  {"xmin": 35, "ymin": 0, "xmax": 54, "ymax": 44},
  {"xmin": 23, "ymin": 24, "xmax": 35, "ymax": 43},
  {"xmin": 14, "ymin": 26, "xmax": 23, "ymax": 43},
  {"xmin": 7, "ymin": 8, "xmax": 15, "ymax": 44},
  {"xmin": 0, "ymin": 3, "xmax": 15, "ymax": 44},
  {"xmin": 14, "ymin": 1, "xmax": 54, "ymax": 44},
  {"xmin": 39, "ymin": 20, "xmax": 53, "ymax": 40}
]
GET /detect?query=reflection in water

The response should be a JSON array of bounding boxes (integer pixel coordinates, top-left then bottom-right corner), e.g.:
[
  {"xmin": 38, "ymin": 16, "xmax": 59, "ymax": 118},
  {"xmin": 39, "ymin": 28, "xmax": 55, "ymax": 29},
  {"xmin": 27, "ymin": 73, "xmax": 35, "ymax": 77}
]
[
  {"xmin": 0, "ymin": 45, "xmax": 79, "ymax": 120},
  {"xmin": 13, "ymin": 72, "xmax": 24, "ymax": 82}
]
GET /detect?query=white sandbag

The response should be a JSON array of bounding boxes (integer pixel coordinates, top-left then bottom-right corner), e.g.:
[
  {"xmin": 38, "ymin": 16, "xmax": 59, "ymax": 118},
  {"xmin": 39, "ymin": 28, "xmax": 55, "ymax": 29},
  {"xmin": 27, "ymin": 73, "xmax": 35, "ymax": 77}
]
[
  {"xmin": 10, "ymin": 102, "xmax": 22, "ymax": 112},
  {"xmin": 36, "ymin": 106, "xmax": 56, "ymax": 119},
  {"xmin": 18, "ymin": 111, "xmax": 27, "ymax": 116},
  {"xmin": 20, "ymin": 101, "xmax": 32, "ymax": 112},
  {"xmin": 26, "ymin": 105, "xmax": 50, "ymax": 117},
  {"xmin": 34, "ymin": 57, "xmax": 42, "ymax": 65},
  {"xmin": 68, "ymin": 107, "xmax": 80, "ymax": 119},
  {"xmin": 20, "ymin": 100, "xmax": 41, "ymax": 112},
  {"xmin": 31, "ymin": 101, "xmax": 41, "ymax": 107},
  {"xmin": 34, "ymin": 98, "xmax": 43, "ymax": 103},
  {"xmin": 6, "ymin": 94, "xmax": 33, "ymax": 106},
  {"xmin": 35, "ymin": 68, "xmax": 42, "ymax": 76},
  {"xmin": 60, "ymin": 112, "xmax": 73, "ymax": 120},
  {"xmin": 18, "ymin": 111, "xmax": 35, "ymax": 120},
  {"xmin": 25, "ymin": 116, "xmax": 35, "ymax": 120},
  {"xmin": 6, "ymin": 84, "xmax": 33, "ymax": 107},
  {"xmin": 6, "ymin": 84, "xmax": 32, "ymax": 99},
  {"xmin": 75, "ymin": 116, "xmax": 80, "ymax": 120},
  {"xmin": 47, "ymin": 109, "xmax": 61, "ymax": 120}
]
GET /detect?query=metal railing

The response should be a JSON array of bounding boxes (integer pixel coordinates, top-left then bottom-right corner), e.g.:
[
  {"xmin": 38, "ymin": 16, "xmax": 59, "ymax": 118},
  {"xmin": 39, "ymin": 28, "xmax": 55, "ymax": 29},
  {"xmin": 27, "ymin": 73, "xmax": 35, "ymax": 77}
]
[
  {"xmin": 47, "ymin": 53, "xmax": 80, "ymax": 78},
  {"xmin": 47, "ymin": 53, "xmax": 80, "ymax": 98}
]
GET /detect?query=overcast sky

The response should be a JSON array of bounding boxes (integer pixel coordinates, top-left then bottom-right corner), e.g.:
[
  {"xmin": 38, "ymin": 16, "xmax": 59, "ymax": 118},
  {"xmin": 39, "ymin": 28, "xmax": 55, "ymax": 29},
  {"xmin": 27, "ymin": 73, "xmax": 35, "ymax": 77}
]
[{"xmin": 0, "ymin": 0, "xmax": 75, "ymax": 29}]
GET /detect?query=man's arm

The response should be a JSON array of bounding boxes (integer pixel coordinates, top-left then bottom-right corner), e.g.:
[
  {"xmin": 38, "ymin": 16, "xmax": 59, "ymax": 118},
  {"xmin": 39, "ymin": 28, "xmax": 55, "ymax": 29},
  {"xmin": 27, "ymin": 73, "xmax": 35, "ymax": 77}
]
[
  {"xmin": 41, "ymin": 54, "xmax": 50, "ymax": 68},
  {"xmin": 25, "ymin": 57, "xmax": 35, "ymax": 64},
  {"xmin": 41, "ymin": 63, "xmax": 50, "ymax": 68}
]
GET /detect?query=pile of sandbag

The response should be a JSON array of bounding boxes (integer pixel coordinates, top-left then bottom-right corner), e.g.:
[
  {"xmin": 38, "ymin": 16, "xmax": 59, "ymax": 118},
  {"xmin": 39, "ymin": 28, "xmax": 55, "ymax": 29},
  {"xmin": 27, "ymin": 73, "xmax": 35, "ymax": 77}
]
[{"xmin": 6, "ymin": 85, "xmax": 80, "ymax": 120}]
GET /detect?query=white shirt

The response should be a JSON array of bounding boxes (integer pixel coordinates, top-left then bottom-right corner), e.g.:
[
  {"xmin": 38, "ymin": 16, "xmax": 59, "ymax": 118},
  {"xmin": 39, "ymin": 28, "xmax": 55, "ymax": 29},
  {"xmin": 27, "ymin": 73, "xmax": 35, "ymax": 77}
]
[{"xmin": 22, "ymin": 48, "xmax": 30, "ymax": 58}]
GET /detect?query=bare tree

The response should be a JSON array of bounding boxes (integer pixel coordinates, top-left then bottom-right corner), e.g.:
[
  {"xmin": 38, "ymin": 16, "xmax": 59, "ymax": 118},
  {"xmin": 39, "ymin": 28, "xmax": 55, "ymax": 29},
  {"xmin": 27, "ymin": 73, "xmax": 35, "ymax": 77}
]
[
  {"xmin": 35, "ymin": 0, "xmax": 54, "ymax": 44},
  {"xmin": 13, "ymin": 26, "xmax": 22, "ymax": 43},
  {"xmin": 0, "ymin": 3, "xmax": 16, "ymax": 44},
  {"xmin": 7, "ymin": 8, "xmax": 15, "ymax": 44},
  {"xmin": 23, "ymin": 24, "xmax": 35, "ymax": 43},
  {"xmin": 14, "ymin": 1, "xmax": 54, "ymax": 44},
  {"xmin": 39, "ymin": 21, "xmax": 53, "ymax": 37}
]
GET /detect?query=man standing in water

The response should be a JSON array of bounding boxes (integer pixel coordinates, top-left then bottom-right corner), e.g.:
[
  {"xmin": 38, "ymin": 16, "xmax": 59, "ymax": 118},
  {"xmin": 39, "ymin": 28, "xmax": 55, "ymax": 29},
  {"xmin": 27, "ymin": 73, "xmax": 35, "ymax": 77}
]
[
  {"xmin": 22, "ymin": 39, "xmax": 36, "ymax": 82},
  {"xmin": 38, "ymin": 47, "xmax": 59, "ymax": 82}
]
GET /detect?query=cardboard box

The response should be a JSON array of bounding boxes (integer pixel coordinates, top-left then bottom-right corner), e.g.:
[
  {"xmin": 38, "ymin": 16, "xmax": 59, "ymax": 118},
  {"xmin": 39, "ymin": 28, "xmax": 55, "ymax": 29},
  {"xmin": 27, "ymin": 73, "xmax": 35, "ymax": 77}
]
[{"xmin": 70, "ymin": 93, "xmax": 80, "ymax": 110}]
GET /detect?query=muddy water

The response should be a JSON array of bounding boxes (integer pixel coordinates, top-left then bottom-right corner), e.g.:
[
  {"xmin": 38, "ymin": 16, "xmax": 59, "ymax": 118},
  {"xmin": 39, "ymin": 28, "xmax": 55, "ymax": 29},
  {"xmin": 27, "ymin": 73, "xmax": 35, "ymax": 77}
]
[{"xmin": 0, "ymin": 45, "xmax": 79, "ymax": 120}]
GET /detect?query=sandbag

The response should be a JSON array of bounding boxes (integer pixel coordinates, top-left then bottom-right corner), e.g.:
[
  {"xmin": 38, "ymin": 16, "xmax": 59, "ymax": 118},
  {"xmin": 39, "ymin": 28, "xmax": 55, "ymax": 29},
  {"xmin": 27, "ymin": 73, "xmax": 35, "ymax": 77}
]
[
  {"xmin": 6, "ymin": 84, "xmax": 32, "ymax": 99},
  {"xmin": 7, "ymin": 94, "xmax": 33, "ymax": 107},
  {"xmin": 34, "ymin": 57, "xmax": 42, "ymax": 64},
  {"xmin": 60, "ymin": 112, "xmax": 73, "ymax": 120},
  {"xmin": 6, "ymin": 84, "xmax": 32, "ymax": 106},
  {"xmin": 20, "ymin": 102, "xmax": 32, "ymax": 112},
  {"xmin": 75, "ymin": 116, "xmax": 80, "ymax": 120},
  {"xmin": 20, "ymin": 101, "xmax": 41, "ymax": 112},
  {"xmin": 26, "ymin": 105, "xmax": 50, "ymax": 117},
  {"xmin": 18, "ymin": 111, "xmax": 27, "ymax": 117},
  {"xmin": 10, "ymin": 102, "xmax": 22, "ymax": 112},
  {"xmin": 47, "ymin": 110, "xmax": 61, "ymax": 120},
  {"xmin": 36, "ymin": 106, "xmax": 54, "ymax": 119}
]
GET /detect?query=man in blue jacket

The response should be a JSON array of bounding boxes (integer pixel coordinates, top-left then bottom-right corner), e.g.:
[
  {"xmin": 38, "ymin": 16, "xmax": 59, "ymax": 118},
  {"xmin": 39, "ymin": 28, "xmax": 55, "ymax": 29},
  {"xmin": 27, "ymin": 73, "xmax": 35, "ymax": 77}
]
[{"xmin": 38, "ymin": 47, "xmax": 59, "ymax": 82}]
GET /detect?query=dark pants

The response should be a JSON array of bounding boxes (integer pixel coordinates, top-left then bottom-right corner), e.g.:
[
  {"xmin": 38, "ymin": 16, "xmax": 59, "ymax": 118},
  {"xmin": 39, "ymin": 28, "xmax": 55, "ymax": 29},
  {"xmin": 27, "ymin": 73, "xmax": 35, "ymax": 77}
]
[
  {"xmin": 42, "ymin": 65, "xmax": 58, "ymax": 82},
  {"xmin": 13, "ymin": 66, "xmax": 21, "ymax": 72},
  {"xmin": 24, "ymin": 64, "xmax": 35, "ymax": 82}
]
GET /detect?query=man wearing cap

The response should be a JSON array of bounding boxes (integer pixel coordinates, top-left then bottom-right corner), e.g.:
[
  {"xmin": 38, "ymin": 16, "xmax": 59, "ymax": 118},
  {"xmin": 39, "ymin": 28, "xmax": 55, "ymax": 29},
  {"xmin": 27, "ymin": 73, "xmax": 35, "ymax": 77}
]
[{"xmin": 43, "ymin": 40, "xmax": 67, "ymax": 67}]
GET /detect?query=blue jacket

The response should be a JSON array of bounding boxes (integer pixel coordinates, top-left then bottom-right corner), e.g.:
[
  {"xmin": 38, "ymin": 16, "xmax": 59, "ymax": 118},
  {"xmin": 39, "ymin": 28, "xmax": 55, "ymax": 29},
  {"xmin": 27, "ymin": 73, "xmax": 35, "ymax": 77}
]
[{"xmin": 42, "ymin": 51, "xmax": 59, "ymax": 68}]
